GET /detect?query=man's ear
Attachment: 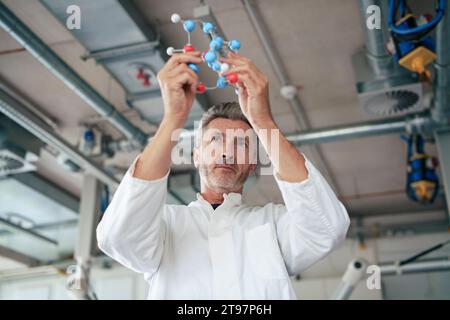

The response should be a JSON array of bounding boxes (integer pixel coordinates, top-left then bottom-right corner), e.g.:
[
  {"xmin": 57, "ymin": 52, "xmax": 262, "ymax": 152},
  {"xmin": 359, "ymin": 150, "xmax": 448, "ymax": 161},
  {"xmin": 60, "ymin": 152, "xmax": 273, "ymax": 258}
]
[{"xmin": 193, "ymin": 147, "xmax": 199, "ymax": 169}]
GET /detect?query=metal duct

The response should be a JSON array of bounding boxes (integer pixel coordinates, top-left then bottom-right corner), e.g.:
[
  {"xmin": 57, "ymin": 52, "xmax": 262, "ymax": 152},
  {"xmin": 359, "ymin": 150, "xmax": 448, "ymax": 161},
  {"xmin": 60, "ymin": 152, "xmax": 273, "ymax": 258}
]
[
  {"xmin": 177, "ymin": 113, "xmax": 431, "ymax": 147},
  {"xmin": 0, "ymin": 1, "xmax": 148, "ymax": 146},
  {"xmin": 287, "ymin": 113, "xmax": 431, "ymax": 145},
  {"xmin": 354, "ymin": 0, "xmax": 422, "ymax": 116},
  {"xmin": 332, "ymin": 257, "xmax": 450, "ymax": 299},
  {"xmin": 380, "ymin": 258, "xmax": 450, "ymax": 275},
  {"xmin": 359, "ymin": 0, "xmax": 392, "ymax": 75},
  {"xmin": 40, "ymin": 0, "xmax": 207, "ymax": 129},
  {"xmin": 40, "ymin": 0, "xmax": 160, "ymax": 98},
  {"xmin": 0, "ymin": 216, "xmax": 58, "ymax": 246},
  {"xmin": 0, "ymin": 114, "xmax": 43, "ymax": 176},
  {"xmin": 0, "ymin": 85, "xmax": 120, "ymax": 189}
]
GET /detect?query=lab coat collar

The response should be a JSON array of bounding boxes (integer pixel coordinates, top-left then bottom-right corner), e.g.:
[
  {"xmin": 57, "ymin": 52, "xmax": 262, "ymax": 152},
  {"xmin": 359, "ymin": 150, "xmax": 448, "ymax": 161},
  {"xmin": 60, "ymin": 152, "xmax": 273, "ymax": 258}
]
[{"xmin": 193, "ymin": 192, "xmax": 243, "ymax": 209}]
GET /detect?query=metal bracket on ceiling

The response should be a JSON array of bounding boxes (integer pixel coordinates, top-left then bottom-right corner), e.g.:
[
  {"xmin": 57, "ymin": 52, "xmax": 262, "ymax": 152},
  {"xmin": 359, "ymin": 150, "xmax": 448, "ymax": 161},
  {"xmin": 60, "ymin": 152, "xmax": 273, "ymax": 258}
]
[{"xmin": 81, "ymin": 40, "xmax": 160, "ymax": 63}]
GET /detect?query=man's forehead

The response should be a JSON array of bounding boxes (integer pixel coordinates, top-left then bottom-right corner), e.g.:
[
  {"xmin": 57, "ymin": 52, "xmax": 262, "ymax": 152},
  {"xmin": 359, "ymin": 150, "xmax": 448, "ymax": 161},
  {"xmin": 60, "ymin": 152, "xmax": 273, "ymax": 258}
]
[{"xmin": 205, "ymin": 117, "xmax": 252, "ymax": 131}]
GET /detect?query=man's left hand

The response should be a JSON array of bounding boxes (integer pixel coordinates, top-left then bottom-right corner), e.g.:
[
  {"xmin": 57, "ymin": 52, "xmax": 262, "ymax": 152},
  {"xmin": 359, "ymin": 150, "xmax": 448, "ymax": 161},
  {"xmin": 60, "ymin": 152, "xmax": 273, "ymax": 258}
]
[{"xmin": 221, "ymin": 52, "xmax": 274, "ymax": 128}]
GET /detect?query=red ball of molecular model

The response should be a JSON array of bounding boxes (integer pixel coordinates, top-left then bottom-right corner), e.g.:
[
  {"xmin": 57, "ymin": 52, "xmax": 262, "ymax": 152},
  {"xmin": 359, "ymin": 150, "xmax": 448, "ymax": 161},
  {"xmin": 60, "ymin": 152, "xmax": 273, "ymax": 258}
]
[{"xmin": 166, "ymin": 13, "xmax": 241, "ymax": 94}]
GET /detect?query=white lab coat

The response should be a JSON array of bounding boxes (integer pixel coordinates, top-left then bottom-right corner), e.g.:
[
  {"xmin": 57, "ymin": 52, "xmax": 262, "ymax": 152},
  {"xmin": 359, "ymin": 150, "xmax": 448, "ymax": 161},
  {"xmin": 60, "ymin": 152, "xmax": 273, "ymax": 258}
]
[{"xmin": 96, "ymin": 155, "xmax": 350, "ymax": 300}]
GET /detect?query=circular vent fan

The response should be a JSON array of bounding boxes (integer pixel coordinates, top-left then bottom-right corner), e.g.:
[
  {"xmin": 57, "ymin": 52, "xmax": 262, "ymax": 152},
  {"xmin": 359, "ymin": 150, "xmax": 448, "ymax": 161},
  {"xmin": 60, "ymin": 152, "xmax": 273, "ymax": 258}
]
[
  {"xmin": 0, "ymin": 154, "xmax": 24, "ymax": 173},
  {"xmin": 364, "ymin": 90, "xmax": 419, "ymax": 116}
]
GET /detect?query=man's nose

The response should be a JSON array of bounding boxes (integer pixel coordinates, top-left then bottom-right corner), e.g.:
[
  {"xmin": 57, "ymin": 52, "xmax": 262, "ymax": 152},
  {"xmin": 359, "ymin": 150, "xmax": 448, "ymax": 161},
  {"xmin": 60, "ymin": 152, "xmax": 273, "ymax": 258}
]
[
  {"xmin": 222, "ymin": 147, "xmax": 235, "ymax": 164},
  {"xmin": 222, "ymin": 153, "xmax": 234, "ymax": 164}
]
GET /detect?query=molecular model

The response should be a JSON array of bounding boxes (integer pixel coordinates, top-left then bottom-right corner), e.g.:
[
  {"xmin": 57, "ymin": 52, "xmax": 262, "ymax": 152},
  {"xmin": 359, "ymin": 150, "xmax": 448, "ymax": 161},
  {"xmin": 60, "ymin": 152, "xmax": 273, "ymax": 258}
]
[{"xmin": 166, "ymin": 13, "xmax": 241, "ymax": 94}]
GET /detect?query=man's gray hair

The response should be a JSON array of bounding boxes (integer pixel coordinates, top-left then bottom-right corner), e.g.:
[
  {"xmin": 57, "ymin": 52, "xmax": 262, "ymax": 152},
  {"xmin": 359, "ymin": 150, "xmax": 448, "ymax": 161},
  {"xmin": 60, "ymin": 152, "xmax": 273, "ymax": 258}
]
[
  {"xmin": 195, "ymin": 102, "xmax": 252, "ymax": 147},
  {"xmin": 199, "ymin": 101, "xmax": 251, "ymax": 130}
]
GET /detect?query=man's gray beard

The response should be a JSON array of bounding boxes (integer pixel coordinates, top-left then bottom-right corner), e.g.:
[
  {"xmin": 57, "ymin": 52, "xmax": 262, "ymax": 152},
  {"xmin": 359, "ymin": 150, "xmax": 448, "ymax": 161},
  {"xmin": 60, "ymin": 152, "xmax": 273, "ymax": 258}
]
[{"xmin": 200, "ymin": 165, "xmax": 249, "ymax": 193}]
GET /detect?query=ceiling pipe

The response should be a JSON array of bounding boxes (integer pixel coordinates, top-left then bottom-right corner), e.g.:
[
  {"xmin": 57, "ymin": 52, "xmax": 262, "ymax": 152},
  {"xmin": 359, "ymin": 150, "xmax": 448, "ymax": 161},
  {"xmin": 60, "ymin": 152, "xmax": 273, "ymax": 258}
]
[
  {"xmin": 432, "ymin": 0, "xmax": 450, "ymax": 124},
  {"xmin": 289, "ymin": 118, "xmax": 406, "ymax": 145},
  {"xmin": 241, "ymin": 0, "xmax": 310, "ymax": 130},
  {"xmin": 0, "ymin": 217, "xmax": 58, "ymax": 246},
  {"xmin": 241, "ymin": 0, "xmax": 339, "ymax": 191},
  {"xmin": 0, "ymin": 85, "xmax": 120, "ymax": 189},
  {"xmin": 331, "ymin": 257, "xmax": 450, "ymax": 299},
  {"xmin": 170, "ymin": 112, "xmax": 432, "ymax": 147},
  {"xmin": 0, "ymin": 2, "xmax": 148, "ymax": 146},
  {"xmin": 0, "ymin": 76, "xmax": 58, "ymax": 130},
  {"xmin": 288, "ymin": 113, "xmax": 432, "ymax": 145},
  {"xmin": 0, "ymin": 245, "xmax": 40, "ymax": 268},
  {"xmin": 380, "ymin": 258, "xmax": 450, "ymax": 275}
]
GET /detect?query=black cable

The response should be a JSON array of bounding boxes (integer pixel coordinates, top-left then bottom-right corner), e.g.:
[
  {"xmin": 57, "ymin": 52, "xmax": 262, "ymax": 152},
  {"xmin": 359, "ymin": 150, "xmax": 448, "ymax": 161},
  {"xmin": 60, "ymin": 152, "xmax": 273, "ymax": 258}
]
[{"xmin": 399, "ymin": 239, "xmax": 450, "ymax": 266}]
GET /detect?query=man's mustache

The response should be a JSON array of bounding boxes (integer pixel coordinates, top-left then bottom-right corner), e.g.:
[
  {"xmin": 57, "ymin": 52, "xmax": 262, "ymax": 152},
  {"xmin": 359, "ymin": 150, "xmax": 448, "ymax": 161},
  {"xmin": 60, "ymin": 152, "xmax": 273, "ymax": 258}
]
[{"xmin": 213, "ymin": 164, "xmax": 237, "ymax": 172}]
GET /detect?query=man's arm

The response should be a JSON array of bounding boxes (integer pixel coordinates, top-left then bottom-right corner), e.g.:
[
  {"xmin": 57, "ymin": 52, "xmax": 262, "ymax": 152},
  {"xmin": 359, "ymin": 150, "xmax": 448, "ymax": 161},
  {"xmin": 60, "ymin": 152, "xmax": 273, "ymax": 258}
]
[
  {"xmin": 97, "ymin": 52, "xmax": 201, "ymax": 274},
  {"xmin": 134, "ymin": 52, "xmax": 202, "ymax": 180},
  {"xmin": 222, "ymin": 52, "xmax": 350, "ymax": 275},
  {"xmin": 221, "ymin": 52, "xmax": 308, "ymax": 182}
]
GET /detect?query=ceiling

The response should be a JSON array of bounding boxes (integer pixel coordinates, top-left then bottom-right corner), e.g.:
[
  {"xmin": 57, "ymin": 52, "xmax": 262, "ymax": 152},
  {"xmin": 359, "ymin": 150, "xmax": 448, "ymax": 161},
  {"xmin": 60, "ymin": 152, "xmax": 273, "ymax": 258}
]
[{"xmin": 0, "ymin": 0, "xmax": 446, "ymax": 221}]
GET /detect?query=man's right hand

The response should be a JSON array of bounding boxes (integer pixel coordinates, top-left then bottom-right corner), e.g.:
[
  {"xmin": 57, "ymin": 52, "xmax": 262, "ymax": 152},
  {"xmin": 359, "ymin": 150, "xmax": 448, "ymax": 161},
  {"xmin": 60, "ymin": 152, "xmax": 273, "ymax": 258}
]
[
  {"xmin": 133, "ymin": 51, "xmax": 201, "ymax": 180},
  {"xmin": 157, "ymin": 51, "xmax": 202, "ymax": 123}
]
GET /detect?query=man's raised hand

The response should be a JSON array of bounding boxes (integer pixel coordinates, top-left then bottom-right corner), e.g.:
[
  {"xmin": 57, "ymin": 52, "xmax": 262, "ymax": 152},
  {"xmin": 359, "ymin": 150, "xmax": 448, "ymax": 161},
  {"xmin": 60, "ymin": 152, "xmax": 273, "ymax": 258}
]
[
  {"xmin": 220, "ymin": 51, "xmax": 273, "ymax": 128},
  {"xmin": 157, "ymin": 51, "xmax": 202, "ymax": 123}
]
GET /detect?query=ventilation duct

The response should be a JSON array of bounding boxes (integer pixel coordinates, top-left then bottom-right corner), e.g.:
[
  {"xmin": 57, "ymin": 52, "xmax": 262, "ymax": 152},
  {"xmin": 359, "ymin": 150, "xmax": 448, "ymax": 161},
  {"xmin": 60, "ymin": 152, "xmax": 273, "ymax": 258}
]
[
  {"xmin": 0, "ymin": 115, "xmax": 42, "ymax": 176},
  {"xmin": 359, "ymin": 83, "xmax": 422, "ymax": 116},
  {"xmin": 0, "ymin": 150, "xmax": 36, "ymax": 176},
  {"xmin": 354, "ymin": 0, "xmax": 424, "ymax": 117},
  {"xmin": 40, "ymin": 0, "xmax": 207, "ymax": 129}
]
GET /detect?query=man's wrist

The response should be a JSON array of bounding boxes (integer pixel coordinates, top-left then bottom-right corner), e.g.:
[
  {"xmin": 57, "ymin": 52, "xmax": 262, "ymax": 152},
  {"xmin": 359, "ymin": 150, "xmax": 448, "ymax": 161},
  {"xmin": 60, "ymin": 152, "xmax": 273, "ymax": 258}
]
[
  {"xmin": 161, "ymin": 114, "xmax": 188, "ymax": 130},
  {"xmin": 249, "ymin": 116, "xmax": 277, "ymax": 131},
  {"xmin": 149, "ymin": 114, "xmax": 188, "ymax": 149}
]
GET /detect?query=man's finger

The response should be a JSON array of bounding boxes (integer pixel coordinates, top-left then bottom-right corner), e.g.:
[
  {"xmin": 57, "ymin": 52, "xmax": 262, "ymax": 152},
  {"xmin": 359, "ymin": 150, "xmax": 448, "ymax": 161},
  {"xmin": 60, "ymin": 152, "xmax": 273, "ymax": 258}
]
[
  {"xmin": 169, "ymin": 63, "xmax": 198, "ymax": 80},
  {"xmin": 166, "ymin": 52, "xmax": 202, "ymax": 70},
  {"xmin": 219, "ymin": 51, "xmax": 249, "ymax": 66},
  {"xmin": 171, "ymin": 72, "xmax": 198, "ymax": 88},
  {"xmin": 222, "ymin": 65, "xmax": 255, "ymax": 76},
  {"xmin": 233, "ymin": 72, "xmax": 259, "ymax": 93},
  {"xmin": 223, "ymin": 66, "xmax": 260, "ymax": 86},
  {"xmin": 228, "ymin": 51, "xmax": 249, "ymax": 62},
  {"xmin": 237, "ymin": 81, "xmax": 248, "ymax": 97},
  {"xmin": 219, "ymin": 56, "xmax": 245, "ymax": 67},
  {"xmin": 189, "ymin": 81, "xmax": 197, "ymax": 95}
]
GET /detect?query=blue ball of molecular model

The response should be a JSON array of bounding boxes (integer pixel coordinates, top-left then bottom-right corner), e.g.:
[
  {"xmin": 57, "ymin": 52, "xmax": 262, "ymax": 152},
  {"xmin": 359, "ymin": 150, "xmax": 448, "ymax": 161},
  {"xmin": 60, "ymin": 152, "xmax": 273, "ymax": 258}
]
[
  {"xmin": 202, "ymin": 22, "xmax": 214, "ymax": 33},
  {"xmin": 188, "ymin": 63, "xmax": 199, "ymax": 74},
  {"xmin": 183, "ymin": 20, "xmax": 196, "ymax": 32},
  {"xmin": 217, "ymin": 76, "xmax": 228, "ymax": 88},
  {"xmin": 228, "ymin": 39, "xmax": 241, "ymax": 51},
  {"xmin": 204, "ymin": 51, "xmax": 217, "ymax": 63},
  {"xmin": 168, "ymin": 13, "xmax": 241, "ymax": 93},
  {"xmin": 211, "ymin": 62, "xmax": 222, "ymax": 72},
  {"xmin": 210, "ymin": 37, "xmax": 223, "ymax": 51}
]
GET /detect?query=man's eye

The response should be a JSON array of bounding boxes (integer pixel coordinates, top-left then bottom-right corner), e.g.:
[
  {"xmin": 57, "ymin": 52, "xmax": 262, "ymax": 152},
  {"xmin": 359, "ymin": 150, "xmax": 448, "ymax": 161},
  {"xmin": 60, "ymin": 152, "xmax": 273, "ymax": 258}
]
[
  {"xmin": 236, "ymin": 138, "xmax": 247, "ymax": 147},
  {"xmin": 210, "ymin": 135, "xmax": 221, "ymax": 142}
]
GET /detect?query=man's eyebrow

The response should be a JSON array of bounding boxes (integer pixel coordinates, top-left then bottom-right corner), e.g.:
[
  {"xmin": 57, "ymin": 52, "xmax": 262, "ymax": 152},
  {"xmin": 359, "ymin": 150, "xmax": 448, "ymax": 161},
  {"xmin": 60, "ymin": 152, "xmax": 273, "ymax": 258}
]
[{"xmin": 203, "ymin": 130, "xmax": 224, "ymax": 139}]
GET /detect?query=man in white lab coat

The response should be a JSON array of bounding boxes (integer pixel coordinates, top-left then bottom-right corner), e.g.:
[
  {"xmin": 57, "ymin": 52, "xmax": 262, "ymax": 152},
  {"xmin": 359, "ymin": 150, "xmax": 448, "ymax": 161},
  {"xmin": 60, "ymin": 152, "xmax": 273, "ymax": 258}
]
[{"xmin": 96, "ymin": 51, "xmax": 350, "ymax": 299}]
